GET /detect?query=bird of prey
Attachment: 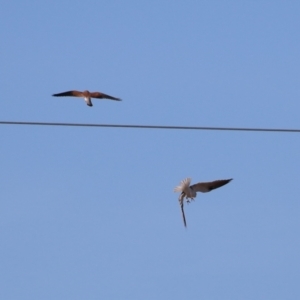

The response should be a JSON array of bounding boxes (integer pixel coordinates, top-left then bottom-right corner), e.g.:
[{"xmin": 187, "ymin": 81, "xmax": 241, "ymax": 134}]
[
  {"xmin": 52, "ymin": 90, "xmax": 121, "ymax": 107},
  {"xmin": 174, "ymin": 177, "xmax": 232, "ymax": 227}
]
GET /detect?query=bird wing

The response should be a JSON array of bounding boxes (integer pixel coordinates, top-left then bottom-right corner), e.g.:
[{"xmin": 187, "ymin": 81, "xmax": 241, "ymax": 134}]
[
  {"xmin": 178, "ymin": 193, "xmax": 187, "ymax": 227},
  {"xmin": 90, "ymin": 92, "xmax": 121, "ymax": 101},
  {"xmin": 191, "ymin": 179, "xmax": 232, "ymax": 193},
  {"xmin": 52, "ymin": 90, "xmax": 83, "ymax": 97}
]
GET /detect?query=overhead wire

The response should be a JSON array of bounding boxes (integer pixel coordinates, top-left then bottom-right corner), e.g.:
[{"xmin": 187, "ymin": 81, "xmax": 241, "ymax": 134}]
[{"xmin": 0, "ymin": 121, "xmax": 300, "ymax": 133}]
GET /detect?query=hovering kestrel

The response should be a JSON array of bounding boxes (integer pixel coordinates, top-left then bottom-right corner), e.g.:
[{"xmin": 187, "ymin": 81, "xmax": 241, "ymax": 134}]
[
  {"xmin": 52, "ymin": 90, "xmax": 121, "ymax": 107},
  {"xmin": 174, "ymin": 178, "xmax": 232, "ymax": 227}
]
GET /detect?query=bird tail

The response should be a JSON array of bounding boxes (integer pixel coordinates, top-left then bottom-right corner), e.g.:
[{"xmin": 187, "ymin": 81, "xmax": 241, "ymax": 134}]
[
  {"xmin": 181, "ymin": 203, "xmax": 187, "ymax": 228},
  {"xmin": 174, "ymin": 177, "xmax": 191, "ymax": 193},
  {"xmin": 179, "ymin": 194, "xmax": 187, "ymax": 228}
]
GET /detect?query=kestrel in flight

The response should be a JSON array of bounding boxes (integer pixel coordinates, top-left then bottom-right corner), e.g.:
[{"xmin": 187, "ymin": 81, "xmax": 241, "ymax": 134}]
[
  {"xmin": 52, "ymin": 90, "xmax": 121, "ymax": 107},
  {"xmin": 174, "ymin": 177, "xmax": 232, "ymax": 227}
]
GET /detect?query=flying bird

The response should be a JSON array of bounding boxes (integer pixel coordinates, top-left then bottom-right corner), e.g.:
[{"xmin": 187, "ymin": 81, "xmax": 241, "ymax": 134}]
[
  {"xmin": 174, "ymin": 177, "xmax": 232, "ymax": 227},
  {"xmin": 52, "ymin": 90, "xmax": 121, "ymax": 107}
]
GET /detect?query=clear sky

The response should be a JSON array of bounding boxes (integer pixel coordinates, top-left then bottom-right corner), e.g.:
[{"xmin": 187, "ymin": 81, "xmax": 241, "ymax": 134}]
[{"xmin": 1, "ymin": 1, "xmax": 300, "ymax": 299}]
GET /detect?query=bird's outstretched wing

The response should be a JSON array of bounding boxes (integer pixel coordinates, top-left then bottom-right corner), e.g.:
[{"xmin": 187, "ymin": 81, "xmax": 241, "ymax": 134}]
[
  {"xmin": 52, "ymin": 90, "xmax": 83, "ymax": 97},
  {"xmin": 191, "ymin": 179, "xmax": 232, "ymax": 193},
  {"xmin": 90, "ymin": 92, "xmax": 121, "ymax": 101}
]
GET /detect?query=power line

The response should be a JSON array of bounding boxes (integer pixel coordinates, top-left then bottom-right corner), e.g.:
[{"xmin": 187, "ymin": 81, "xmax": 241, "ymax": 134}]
[{"xmin": 0, "ymin": 121, "xmax": 300, "ymax": 133}]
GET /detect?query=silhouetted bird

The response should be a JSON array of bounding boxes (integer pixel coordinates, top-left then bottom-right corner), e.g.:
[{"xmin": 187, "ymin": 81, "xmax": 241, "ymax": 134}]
[
  {"xmin": 52, "ymin": 90, "xmax": 121, "ymax": 107},
  {"xmin": 174, "ymin": 178, "xmax": 232, "ymax": 227}
]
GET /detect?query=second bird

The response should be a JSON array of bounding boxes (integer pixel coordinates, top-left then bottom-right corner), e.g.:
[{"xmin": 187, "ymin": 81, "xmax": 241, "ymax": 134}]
[
  {"xmin": 174, "ymin": 177, "xmax": 232, "ymax": 227},
  {"xmin": 52, "ymin": 90, "xmax": 121, "ymax": 107}
]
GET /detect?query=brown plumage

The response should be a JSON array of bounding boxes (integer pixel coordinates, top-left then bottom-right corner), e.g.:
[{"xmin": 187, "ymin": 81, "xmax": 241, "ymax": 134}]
[{"xmin": 52, "ymin": 90, "xmax": 121, "ymax": 107}]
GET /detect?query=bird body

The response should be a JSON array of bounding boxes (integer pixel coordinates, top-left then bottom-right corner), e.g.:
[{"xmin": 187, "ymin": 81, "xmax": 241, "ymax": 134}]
[
  {"xmin": 52, "ymin": 90, "xmax": 121, "ymax": 107},
  {"xmin": 174, "ymin": 178, "xmax": 196, "ymax": 200},
  {"xmin": 174, "ymin": 177, "xmax": 232, "ymax": 227}
]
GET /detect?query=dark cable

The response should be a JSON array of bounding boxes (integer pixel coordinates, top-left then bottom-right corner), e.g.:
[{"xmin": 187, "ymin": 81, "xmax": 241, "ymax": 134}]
[{"xmin": 0, "ymin": 121, "xmax": 300, "ymax": 133}]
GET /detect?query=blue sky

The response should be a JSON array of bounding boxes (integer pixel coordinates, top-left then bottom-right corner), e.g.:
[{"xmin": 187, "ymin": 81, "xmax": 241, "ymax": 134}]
[{"xmin": 1, "ymin": 1, "xmax": 300, "ymax": 299}]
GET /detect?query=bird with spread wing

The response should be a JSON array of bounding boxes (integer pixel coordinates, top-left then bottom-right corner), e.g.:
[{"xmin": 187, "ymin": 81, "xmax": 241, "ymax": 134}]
[
  {"xmin": 52, "ymin": 90, "xmax": 121, "ymax": 107},
  {"xmin": 174, "ymin": 177, "xmax": 232, "ymax": 227}
]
